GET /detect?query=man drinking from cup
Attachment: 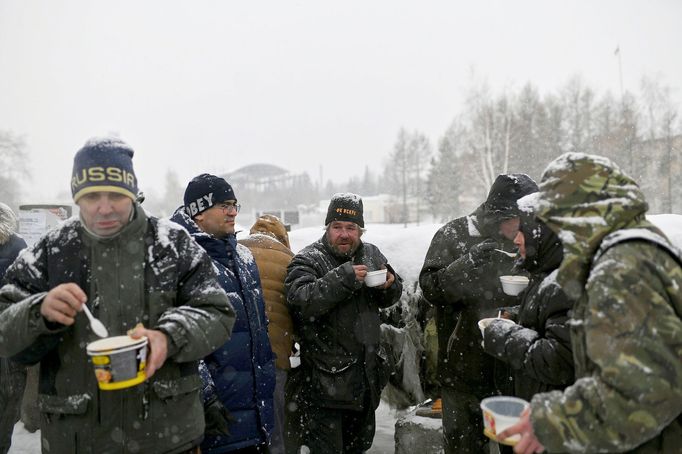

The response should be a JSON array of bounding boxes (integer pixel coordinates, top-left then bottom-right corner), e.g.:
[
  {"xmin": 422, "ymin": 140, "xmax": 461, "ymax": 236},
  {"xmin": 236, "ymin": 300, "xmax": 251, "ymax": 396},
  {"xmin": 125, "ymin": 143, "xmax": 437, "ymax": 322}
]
[{"xmin": 285, "ymin": 193, "xmax": 403, "ymax": 453}]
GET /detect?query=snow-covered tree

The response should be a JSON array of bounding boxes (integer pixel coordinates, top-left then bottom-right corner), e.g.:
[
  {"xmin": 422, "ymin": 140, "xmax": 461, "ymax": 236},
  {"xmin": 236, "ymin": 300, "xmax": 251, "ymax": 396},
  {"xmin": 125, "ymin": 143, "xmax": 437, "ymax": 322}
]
[
  {"xmin": 384, "ymin": 128, "xmax": 431, "ymax": 226},
  {"xmin": 427, "ymin": 122, "xmax": 462, "ymax": 221}
]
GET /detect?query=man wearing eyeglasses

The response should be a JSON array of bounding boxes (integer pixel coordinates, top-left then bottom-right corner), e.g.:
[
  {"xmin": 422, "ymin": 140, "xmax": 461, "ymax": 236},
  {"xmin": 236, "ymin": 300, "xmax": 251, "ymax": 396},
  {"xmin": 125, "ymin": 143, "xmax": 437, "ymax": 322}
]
[{"xmin": 171, "ymin": 174, "xmax": 276, "ymax": 453}]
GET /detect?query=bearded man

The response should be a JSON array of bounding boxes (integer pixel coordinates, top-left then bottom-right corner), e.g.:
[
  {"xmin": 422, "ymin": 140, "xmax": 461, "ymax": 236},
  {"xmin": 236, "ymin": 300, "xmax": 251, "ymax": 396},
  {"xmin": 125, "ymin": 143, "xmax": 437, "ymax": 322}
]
[{"xmin": 285, "ymin": 193, "xmax": 403, "ymax": 453}]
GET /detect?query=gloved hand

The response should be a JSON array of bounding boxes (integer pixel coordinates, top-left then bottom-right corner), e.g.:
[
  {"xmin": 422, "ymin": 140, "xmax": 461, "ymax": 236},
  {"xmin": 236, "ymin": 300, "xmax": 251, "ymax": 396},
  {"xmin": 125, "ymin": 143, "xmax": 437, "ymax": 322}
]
[
  {"xmin": 204, "ymin": 396, "xmax": 234, "ymax": 437},
  {"xmin": 467, "ymin": 238, "xmax": 498, "ymax": 267}
]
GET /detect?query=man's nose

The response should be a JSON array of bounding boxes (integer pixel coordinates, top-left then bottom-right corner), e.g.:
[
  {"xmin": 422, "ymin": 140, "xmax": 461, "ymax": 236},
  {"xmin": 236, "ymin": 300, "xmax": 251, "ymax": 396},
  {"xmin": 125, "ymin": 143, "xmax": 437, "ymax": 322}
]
[{"xmin": 98, "ymin": 201, "xmax": 114, "ymax": 215}]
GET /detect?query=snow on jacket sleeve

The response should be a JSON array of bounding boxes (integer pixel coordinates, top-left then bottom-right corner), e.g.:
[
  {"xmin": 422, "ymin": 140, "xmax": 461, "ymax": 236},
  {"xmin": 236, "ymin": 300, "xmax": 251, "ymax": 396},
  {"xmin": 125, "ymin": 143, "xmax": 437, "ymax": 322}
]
[
  {"xmin": 153, "ymin": 226, "xmax": 236, "ymax": 362},
  {"xmin": 530, "ymin": 243, "xmax": 682, "ymax": 453}
]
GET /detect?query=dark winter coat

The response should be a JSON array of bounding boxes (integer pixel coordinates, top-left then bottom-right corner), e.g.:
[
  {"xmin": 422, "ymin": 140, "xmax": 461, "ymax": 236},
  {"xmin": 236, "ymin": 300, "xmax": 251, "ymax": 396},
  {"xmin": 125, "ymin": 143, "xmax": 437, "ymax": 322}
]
[
  {"xmin": 419, "ymin": 213, "xmax": 518, "ymax": 394},
  {"xmin": 419, "ymin": 174, "xmax": 538, "ymax": 396},
  {"xmin": 482, "ymin": 216, "xmax": 574, "ymax": 401},
  {"xmin": 285, "ymin": 234, "xmax": 403, "ymax": 411},
  {"xmin": 0, "ymin": 206, "xmax": 235, "ymax": 454},
  {"xmin": 170, "ymin": 208, "xmax": 276, "ymax": 453},
  {"xmin": 0, "ymin": 233, "xmax": 26, "ymax": 280}
]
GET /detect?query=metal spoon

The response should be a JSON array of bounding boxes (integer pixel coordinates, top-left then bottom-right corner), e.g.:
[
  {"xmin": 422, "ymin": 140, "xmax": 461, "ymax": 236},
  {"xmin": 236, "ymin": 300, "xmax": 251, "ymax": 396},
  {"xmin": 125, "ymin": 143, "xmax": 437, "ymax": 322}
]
[
  {"xmin": 494, "ymin": 248, "xmax": 517, "ymax": 258},
  {"xmin": 82, "ymin": 304, "xmax": 109, "ymax": 338}
]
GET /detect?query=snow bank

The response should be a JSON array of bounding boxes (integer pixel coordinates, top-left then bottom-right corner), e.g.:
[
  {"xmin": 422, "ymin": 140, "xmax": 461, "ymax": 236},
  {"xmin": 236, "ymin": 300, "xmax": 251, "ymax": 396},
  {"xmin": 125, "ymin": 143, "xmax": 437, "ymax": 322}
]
[{"xmin": 649, "ymin": 214, "xmax": 682, "ymax": 249}]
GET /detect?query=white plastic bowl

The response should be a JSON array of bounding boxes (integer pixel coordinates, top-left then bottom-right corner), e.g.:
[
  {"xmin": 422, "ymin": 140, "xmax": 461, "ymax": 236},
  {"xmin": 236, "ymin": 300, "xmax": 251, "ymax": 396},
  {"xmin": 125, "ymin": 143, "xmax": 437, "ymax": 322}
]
[
  {"xmin": 480, "ymin": 396, "xmax": 529, "ymax": 446},
  {"xmin": 365, "ymin": 269, "xmax": 387, "ymax": 287},
  {"xmin": 499, "ymin": 275, "xmax": 529, "ymax": 296},
  {"xmin": 478, "ymin": 317, "xmax": 516, "ymax": 337}
]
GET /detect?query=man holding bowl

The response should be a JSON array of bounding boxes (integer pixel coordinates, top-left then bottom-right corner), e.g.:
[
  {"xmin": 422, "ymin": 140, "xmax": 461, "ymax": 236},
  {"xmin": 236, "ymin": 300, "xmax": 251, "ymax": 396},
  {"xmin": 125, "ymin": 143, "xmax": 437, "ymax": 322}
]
[
  {"xmin": 285, "ymin": 193, "xmax": 403, "ymax": 453},
  {"xmin": 0, "ymin": 137, "xmax": 235, "ymax": 454}
]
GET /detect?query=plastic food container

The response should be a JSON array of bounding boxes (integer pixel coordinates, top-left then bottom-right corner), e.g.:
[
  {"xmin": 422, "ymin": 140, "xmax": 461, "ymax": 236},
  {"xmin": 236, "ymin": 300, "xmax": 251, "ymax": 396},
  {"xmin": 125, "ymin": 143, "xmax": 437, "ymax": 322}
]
[
  {"xmin": 480, "ymin": 396, "xmax": 529, "ymax": 446},
  {"xmin": 499, "ymin": 275, "xmax": 529, "ymax": 296},
  {"xmin": 86, "ymin": 335, "xmax": 148, "ymax": 391},
  {"xmin": 478, "ymin": 317, "xmax": 516, "ymax": 337},
  {"xmin": 365, "ymin": 269, "xmax": 387, "ymax": 287}
]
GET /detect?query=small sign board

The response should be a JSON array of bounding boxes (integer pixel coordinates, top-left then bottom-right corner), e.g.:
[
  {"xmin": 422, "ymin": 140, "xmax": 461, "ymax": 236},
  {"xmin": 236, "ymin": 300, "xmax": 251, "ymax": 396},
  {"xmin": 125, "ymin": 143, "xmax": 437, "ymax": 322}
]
[{"xmin": 19, "ymin": 204, "xmax": 72, "ymax": 247}]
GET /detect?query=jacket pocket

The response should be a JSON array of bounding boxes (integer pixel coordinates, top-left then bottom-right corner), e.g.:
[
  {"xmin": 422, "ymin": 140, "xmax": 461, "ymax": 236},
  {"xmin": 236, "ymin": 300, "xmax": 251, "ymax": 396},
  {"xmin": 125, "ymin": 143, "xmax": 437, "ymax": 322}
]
[
  {"xmin": 37, "ymin": 393, "xmax": 90, "ymax": 415},
  {"xmin": 38, "ymin": 393, "xmax": 90, "ymax": 452},
  {"xmin": 309, "ymin": 356, "xmax": 363, "ymax": 406},
  {"xmin": 150, "ymin": 374, "xmax": 204, "ymax": 437},
  {"xmin": 152, "ymin": 374, "xmax": 202, "ymax": 400}
]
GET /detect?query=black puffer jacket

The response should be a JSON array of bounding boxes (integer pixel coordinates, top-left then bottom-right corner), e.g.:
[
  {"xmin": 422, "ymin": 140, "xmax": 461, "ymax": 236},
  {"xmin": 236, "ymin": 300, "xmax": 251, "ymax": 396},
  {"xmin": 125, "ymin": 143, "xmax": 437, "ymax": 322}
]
[
  {"xmin": 419, "ymin": 174, "xmax": 538, "ymax": 395},
  {"xmin": 285, "ymin": 234, "xmax": 403, "ymax": 411},
  {"xmin": 482, "ymin": 215, "xmax": 574, "ymax": 401}
]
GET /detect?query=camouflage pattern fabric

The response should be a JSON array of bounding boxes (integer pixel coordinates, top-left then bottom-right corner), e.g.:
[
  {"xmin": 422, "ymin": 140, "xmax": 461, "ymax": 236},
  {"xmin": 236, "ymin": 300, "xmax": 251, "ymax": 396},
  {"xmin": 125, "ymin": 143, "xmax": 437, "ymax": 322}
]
[{"xmin": 526, "ymin": 152, "xmax": 682, "ymax": 453}]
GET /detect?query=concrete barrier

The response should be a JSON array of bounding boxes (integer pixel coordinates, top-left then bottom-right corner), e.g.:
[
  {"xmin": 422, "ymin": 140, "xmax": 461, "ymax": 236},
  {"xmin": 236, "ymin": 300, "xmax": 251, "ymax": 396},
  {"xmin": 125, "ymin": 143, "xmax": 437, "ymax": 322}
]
[{"xmin": 395, "ymin": 409, "xmax": 443, "ymax": 454}]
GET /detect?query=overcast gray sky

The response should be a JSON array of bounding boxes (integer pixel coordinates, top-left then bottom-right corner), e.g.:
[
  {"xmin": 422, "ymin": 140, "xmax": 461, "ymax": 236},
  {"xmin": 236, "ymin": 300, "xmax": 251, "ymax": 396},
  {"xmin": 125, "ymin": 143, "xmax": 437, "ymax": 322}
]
[{"xmin": 1, "ymin": 0, "xmax": 681, "ymax": 203}]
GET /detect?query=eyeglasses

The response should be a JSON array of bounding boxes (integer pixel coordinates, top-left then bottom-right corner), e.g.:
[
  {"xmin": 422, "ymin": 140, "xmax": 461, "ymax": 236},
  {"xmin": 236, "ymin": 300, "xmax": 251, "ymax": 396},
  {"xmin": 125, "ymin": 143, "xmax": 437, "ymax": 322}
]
[{"xmin": 220, "ymin": 202, "xmax": 241, "ymax": 214}]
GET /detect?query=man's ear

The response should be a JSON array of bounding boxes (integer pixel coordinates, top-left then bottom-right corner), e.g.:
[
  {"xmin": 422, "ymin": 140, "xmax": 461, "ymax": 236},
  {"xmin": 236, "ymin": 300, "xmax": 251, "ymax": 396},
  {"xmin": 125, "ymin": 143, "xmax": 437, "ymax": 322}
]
[{"xmin": 194, "ymin": 213, "xmax": 205, "ymax": 225}]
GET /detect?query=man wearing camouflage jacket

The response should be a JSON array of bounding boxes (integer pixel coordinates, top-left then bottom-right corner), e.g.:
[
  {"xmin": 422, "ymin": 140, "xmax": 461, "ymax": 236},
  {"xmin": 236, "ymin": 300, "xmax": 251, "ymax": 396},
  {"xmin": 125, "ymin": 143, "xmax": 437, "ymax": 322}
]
[{"xmin": 501, "ymin": 152, "xmax": 682, "ymax": 453}]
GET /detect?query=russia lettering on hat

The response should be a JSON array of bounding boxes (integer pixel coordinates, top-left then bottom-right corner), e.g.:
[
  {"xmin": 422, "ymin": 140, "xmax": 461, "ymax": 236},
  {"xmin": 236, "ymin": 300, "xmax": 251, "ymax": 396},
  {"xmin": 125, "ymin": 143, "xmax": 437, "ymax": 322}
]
[{"xmin": 71, "ymin": 137, "xmax": 139, "ymax": 202}]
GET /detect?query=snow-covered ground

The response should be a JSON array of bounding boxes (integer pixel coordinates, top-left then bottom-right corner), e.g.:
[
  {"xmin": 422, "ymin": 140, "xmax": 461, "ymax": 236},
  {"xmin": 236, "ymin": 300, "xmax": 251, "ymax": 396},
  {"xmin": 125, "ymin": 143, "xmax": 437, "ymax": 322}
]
[
  {"xmin": 9, "ymin": 422, "xmax": 38, "ymax": 453},
  {"xmin": 8, "ymin": 215, "xmax": 682, "ymax": 453},
  {"xmin": 8, "ymin": 404, "xmax": 402, "ymax": 453}
]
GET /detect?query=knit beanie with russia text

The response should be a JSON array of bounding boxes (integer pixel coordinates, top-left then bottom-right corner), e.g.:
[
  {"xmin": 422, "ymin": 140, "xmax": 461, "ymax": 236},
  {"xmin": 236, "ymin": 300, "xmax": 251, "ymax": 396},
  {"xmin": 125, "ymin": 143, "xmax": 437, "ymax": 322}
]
[{"xmin": 71, "ymin": 137, "xmax": 138, "ymax": 202}]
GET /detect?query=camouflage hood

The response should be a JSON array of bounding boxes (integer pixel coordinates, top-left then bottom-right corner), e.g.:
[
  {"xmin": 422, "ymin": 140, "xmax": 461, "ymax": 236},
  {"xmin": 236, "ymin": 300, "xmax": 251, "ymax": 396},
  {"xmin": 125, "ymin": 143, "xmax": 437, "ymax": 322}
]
[{"xmin": 528, "ymin": 152, "xmax": 654, "ymax": 300}]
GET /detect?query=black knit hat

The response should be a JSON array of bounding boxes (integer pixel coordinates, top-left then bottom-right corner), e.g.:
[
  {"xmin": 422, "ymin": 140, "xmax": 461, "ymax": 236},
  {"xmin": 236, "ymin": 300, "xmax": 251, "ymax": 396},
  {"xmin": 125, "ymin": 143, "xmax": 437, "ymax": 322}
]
[
  {"xmin": 71, "ymin": 137, "xmax": 138, "ymax": 202},
  {"xmin": 325, "ymin": 193, "xmax": 364, "ymax": 227},
  {"xmin": 184, "ymin": 173, "xmax": 236, "ymax": 217}
]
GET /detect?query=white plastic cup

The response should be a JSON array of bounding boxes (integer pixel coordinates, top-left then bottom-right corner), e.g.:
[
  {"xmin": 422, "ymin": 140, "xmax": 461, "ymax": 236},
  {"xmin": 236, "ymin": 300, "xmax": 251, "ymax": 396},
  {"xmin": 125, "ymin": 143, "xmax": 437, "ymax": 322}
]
[
  {"xmin": 499, "ymin": 275, "xmax": 529, "ymax": 296},
  {"xmin": 478, "ymin": 317, "xmax": 515, "ymax": 337},
  {"xmin": 365, "ymin": 269, "xmax": 387, "ymax": 287},
  {"xmin": 480, "ymin": 396, "xmax": 529, "ymax": 446}
]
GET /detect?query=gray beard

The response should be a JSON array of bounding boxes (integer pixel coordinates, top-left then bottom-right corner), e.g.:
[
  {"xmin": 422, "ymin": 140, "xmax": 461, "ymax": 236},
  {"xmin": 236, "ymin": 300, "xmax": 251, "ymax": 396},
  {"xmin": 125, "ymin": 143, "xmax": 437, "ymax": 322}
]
[{"xmin": 329, "ymin": 241, "xmax": 359, "ymax": 259}]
